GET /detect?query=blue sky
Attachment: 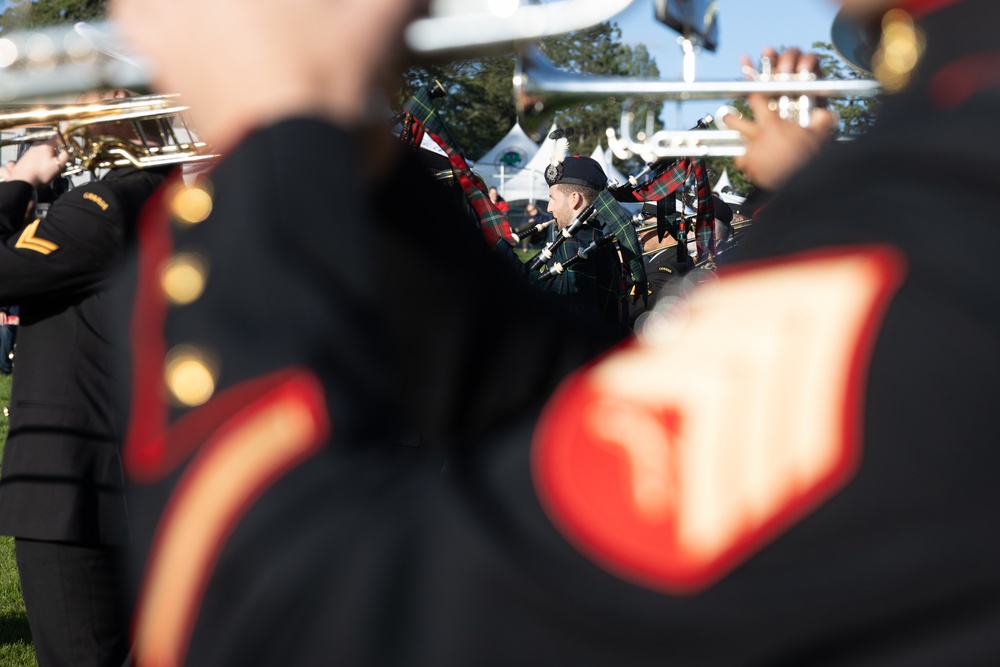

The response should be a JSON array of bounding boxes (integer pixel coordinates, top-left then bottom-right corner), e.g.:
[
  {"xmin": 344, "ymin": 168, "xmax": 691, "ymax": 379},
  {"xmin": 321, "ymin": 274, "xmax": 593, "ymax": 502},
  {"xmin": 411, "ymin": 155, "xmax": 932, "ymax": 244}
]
[{"xmin": 614, "ymin": 0, "xmax": 843, "ymax": 126}]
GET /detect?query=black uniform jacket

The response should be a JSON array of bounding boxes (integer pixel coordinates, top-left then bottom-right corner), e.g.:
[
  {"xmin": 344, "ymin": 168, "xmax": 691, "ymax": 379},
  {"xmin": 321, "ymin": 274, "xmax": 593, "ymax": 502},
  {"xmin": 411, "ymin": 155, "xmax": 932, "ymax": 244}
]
[
  {"xmin": 123, "ymin": 2, "xmax": 1000, "ymax": 661},
  {"xmin": 646, "ymin": 245, "xmax": 694, "ymax": 299},
  {"xmin": 0, "ymin": 166, "xmax": 169, "ymax": 545}
]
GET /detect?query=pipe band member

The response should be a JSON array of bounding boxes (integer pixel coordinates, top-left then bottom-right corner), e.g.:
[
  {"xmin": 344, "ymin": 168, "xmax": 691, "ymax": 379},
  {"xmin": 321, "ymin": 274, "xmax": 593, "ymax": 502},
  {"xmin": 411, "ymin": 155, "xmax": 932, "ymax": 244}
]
[{"xmin": 543, "ymin": 155, "xmax": 628, "ymax": 332}]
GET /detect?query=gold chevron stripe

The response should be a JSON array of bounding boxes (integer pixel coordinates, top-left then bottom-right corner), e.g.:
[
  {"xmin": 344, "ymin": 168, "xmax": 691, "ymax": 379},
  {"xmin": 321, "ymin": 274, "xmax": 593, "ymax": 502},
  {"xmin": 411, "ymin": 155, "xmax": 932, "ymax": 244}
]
[{"xmin": 15, "ymin": 220, "xmax": 58, "ymax": 255}]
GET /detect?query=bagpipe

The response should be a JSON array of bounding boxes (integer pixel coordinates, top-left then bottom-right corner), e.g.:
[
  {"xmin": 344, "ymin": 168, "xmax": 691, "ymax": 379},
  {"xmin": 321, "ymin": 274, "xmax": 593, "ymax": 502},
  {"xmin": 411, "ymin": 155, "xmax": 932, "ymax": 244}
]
[
  {"xmin": 608, "ymin": 116, "xmax": 718, "ymax": 266},
  {"xmin": 536, "ymin": 232, "xmax": 617, "ymax": 283},
  {"xmin": 395, "ymin": 82, "xmax": 514, "ymax": 247},
  {"xmin": 509, "ymin": 217, "xmax": 555, "ymax": 245},
  {"xmin": 390, "ymin": 95, "xmax": 650, "ymax": 305},
  {"xmin": 526, "ymin": 202, "xmax": 597, "ymax": 272},
  {"xmin": 394, "ymin": 81, "xmax": 447, "ymax": 150}
]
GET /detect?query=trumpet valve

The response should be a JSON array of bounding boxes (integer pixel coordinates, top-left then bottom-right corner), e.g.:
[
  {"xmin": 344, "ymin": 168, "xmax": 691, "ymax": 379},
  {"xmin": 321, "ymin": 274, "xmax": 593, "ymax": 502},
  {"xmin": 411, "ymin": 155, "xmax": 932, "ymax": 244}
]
[{"xmin": 714, "ymin": 106, "xmax": 742, "ymax": 131}]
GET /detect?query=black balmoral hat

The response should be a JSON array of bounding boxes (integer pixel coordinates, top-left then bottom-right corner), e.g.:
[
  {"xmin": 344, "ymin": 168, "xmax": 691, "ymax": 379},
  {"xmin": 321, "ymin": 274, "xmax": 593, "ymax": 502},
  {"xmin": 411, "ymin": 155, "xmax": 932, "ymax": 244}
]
[{"xmin": 546, "ymin": 155, "xmax": 607, "ymax": 190}]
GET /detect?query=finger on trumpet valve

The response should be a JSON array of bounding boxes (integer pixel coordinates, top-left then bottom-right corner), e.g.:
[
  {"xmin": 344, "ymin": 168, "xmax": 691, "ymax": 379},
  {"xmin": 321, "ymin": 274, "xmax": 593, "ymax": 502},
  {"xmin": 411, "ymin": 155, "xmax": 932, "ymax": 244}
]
[
  {"xmin": 759, "ymin": 55, "xmax": 773, "ymax": 78},
  {"xmin": 714, "ymin": 106, "xmax": 742, "ymax": 131},
  {"xmin": 777, "ymin": 95, "xmax": 792, "ymax": 121},
  {"xmin": 797, "ymin": 96, "xmax": 811, "ymax": 127},
  {"xmin": 741, "ymin": 64, "xmax": 760, "ymax": 81}
]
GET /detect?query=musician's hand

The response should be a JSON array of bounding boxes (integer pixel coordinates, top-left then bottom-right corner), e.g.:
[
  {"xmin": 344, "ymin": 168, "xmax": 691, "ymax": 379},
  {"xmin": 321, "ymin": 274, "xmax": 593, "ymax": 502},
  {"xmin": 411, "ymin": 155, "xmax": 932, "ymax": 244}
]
[
  {"xmin": 109, "ymin": 0, "xmax": 430, "ymax": 152},
  {"xmin": 5, "ymin": 143, "xmax": 68, "ymax": 188},
  {"xmin": 726, "ymin": 48, "xmax": 837, "ymax": 191}
]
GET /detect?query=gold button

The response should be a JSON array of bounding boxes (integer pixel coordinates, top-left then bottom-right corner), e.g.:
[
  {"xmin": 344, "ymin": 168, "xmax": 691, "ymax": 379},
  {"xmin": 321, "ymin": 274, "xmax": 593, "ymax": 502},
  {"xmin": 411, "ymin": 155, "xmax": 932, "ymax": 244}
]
[
  {"xmin": 170, "ymin": 180, "xmax": 213, "ymax": 225},
  {"xmin": 873, "ymin": 9, "xmax": 924, "ymax": 94},
  {"xmin": 165, "ymin": 345, "xmax": 217, "ymax": 407},
  {"xmin": 160, "ymin": 253, "xmax": 208, "ymax": 305}
]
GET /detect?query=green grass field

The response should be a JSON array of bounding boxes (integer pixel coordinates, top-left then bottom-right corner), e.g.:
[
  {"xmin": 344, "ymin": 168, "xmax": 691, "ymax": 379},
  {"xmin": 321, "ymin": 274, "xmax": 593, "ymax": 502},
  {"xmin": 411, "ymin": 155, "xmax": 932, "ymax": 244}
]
[{"xmin": 0, "ymin": 373, "xmax": 38, "ymax": 667}]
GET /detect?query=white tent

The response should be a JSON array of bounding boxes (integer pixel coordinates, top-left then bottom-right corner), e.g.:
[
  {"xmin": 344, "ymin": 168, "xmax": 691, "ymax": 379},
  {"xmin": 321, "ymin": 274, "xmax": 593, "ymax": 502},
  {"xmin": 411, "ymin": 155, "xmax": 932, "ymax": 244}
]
[
  {"xmin": 485, "ymin": 123, "xmax": 559, "ymax": 203},
  {"xmin": 712, "ymin": 169, "xmax": 733, "ymax": 193},
  {"xmin": 475, "ymin": 122, "xmax": 539, "ymax": 170},
  {"xmin": 718, "ymin": 192, "xmax": 746, "ymax": 207}
]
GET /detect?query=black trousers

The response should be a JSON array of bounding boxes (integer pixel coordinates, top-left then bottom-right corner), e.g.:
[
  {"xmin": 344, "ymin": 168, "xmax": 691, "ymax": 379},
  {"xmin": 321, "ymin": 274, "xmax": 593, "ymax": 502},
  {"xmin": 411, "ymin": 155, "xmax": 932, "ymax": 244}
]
[{"xmin": 14, "ymin": 538, "xmax": 129, "ymax": 667}]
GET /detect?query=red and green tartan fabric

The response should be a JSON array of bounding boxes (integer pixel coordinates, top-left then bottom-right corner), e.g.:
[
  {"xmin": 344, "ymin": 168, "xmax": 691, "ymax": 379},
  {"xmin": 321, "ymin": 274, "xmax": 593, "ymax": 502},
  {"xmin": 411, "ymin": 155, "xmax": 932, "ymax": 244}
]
[
  {"xmin": 591, "ymin": 190, "xmax": 647, "ymax": 307},
  {"xmin": 618, "ymin": 158, "xmax": 715, "ymax": 261},
  {"xmin": 402, "ymin": 89, "xmax": 513, "ymax": 246}
]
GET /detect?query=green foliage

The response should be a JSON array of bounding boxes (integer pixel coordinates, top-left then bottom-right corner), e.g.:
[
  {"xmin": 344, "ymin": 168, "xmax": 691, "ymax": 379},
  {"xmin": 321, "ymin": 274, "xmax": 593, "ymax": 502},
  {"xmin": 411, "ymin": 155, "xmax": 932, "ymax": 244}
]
[
  {"xmin": 0, "ymin": 534, "xmax": 35, "ymax": 667},
  {"xmin": 0, "ymin": 0, "xmax": 107, "ymax": 32},
  {"xmin": 540, "ymin": 23, "xmax": 661, "ymax": 160},
  {"xmin": 812, "ymin": 40, "xmax": 881, "ymax": 136},
  {"xmin": 0, "ymin": 373, "xmax": 34, "ymax": 667},
  {"xmin": 400, "ymin": 55, "xmax": 518, "ymax": 162},
  {"xmin": 0, "ymin": 372, "xmax": 9, "ymax": 447}
]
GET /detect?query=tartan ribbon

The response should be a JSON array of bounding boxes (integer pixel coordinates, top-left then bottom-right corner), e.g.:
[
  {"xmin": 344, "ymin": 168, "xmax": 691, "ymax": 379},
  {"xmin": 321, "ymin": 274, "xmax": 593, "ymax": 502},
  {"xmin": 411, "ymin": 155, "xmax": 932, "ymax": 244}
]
[
  {"xmin": 619, "ymin": 158, "xmax": 716, "ymax": 261},
  {"xmin": 592, "ymin": 189, "xmax": 647, "ymax": 307},
  {"xmin": 403, "ymin": 88, "xmax": 513, "ymax": 246}
]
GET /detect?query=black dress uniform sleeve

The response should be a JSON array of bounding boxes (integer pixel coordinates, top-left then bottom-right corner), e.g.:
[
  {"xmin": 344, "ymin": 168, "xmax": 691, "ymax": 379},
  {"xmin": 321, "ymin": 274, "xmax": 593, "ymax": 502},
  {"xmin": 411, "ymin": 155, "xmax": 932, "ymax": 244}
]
[
  {"xmin": 0, "ymin": 179, "xmax": 129, "ymax": 302},
  {"xmin": 0, "ymin": 180, "xmax": 34, "ymax": 234}
]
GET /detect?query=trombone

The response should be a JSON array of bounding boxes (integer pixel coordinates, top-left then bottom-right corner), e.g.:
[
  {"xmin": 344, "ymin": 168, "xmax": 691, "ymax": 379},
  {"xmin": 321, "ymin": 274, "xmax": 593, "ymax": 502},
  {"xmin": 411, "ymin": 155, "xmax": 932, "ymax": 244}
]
[{"xmin": 0, "ymin": 95, "xmax": 215, "ymax": 176}]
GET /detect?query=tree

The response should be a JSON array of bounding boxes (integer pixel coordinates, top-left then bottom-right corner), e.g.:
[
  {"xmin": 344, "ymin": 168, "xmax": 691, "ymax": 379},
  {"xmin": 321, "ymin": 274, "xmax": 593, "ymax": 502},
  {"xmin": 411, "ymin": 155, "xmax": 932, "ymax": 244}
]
[
  {"xmin": 812, "ymin": 40, "xmax": 880, "ymax": 136},
  {"xmin": 0, "ymin": 0, "xmax": 107, "ymax": 32},
  {"xmin": 400, "ymin": 55, "xmax": 518, "ymax": 161},
  {"xmin": 540, "ymin": 23, "xmax": 661, "ymax": 163}
]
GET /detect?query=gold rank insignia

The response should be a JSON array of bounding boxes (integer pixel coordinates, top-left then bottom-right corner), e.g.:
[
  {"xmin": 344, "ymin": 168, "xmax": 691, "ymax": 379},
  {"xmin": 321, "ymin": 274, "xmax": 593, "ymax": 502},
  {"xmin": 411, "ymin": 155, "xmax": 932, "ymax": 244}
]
[{"xmin": 15, "ymin": 220, "xmax": 59, "ymax": 255}]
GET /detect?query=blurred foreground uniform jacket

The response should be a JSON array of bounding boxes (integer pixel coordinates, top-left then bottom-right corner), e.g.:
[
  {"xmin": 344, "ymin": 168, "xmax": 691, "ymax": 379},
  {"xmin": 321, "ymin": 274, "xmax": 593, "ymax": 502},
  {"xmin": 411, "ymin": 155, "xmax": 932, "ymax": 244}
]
[
  {"xmin": 0, "ymin": 166, "xmax": 169, "ymax": 545},
  {"xmin": 123, "ymin": 2, "xmax": 1000, "ymax": 661}
]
